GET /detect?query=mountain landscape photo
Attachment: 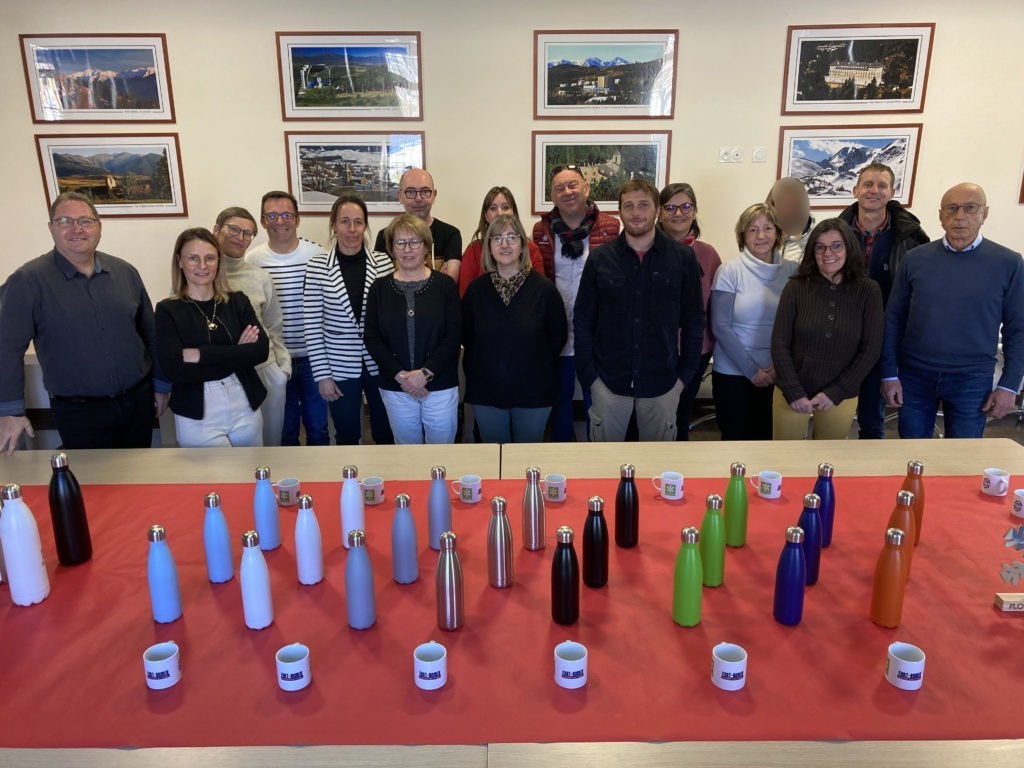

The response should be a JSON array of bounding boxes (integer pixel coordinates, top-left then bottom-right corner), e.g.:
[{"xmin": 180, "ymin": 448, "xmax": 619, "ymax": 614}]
[{"xmin": 790, "ymin": 137, "xmax": 909, "ymax": 199}]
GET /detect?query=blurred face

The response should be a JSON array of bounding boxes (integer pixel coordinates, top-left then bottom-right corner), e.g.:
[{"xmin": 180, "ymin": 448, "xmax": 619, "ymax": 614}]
[
  {"xmin": 853, "ymin": 170, "xmax": 894, "ymax": 216},
  {"xmin": 332, "ymin": 203, "xmax": 367, "ymax": 255},
  {"xmin": 399, "ymin": 169, "xmax": 435, "ymax": 219},
  {"xmin": 813, "ymin": 230, "xmax": 847, "ymax": 282},
  {"xmin": 660, "ymin": 192, "xmax": 695, "ymax": 240},
  {"xmin": 620, "ymin": 190, "xmax": 657, "ymax": 239},
  {"xmin": 771, "ymin": 187, "xmax": 809, "ymax": 236},
  {"xmin": 261, "ymin": 198, "xmax": 299, "ymax": 246},
  {"xmin": 391, "ymin": 227, "xmax": 427, "ymax": 273},
  {"xmin": 178, "ymin": 239, "xmax": 220, "ymax": 292},
  {"xmin": 550, "ymin": 170, "xmax": 589, "ymax": 221},
  {"xmin": 485, "ymin": 193, "xmax": 513, "ymax": 224},
  {"xmin": 490, "ymin": 226, "xmax": 522, "ymax": 273},
  {"xmin": 214, "ymin": 216, "xmax": 257, "ymax": 260},
  {"xmin": 939, "ymin": 185, "xmax": 988, "ymax": 251},
  {"xmin": 744, "ymin": 215, "xmax": 776, "ymax": 260},
  {"xmin": 49, "ymin": 200, "xmax": 102, "ymax": 263}
]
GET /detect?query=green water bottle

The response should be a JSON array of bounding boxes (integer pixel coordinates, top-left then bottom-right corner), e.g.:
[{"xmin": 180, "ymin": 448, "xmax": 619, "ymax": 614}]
[
  {"xmin": 699, "ymin": 494, "xmax": 725, "ymax": 587},
  {"xmin": 672, "ymin": 526, "xmax": 702, "ymax": 627},
  {"xmin": 724, "ymin": 462, "xmax": 749, "ymax": 548}
]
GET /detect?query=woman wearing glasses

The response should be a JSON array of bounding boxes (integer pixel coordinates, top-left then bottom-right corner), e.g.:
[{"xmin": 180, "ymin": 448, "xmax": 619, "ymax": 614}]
[
  {"xmin": 457, "ymin": 186, "xmax": 544, "ymax": 297},
  {"xmin": 658, "ymin": 182, "xmax": 722, "ymax": 440},
  {"xmin": 303, "ymin": 194, "xmax": 395, "ymax": 445},
  {"xmin": 155, "ymin": 228, "xmax": 268, "ymax": 447},
  {"xmin": 461, "ymin": 215, "xmax": 567, "ymax": 443},
  {"xmin": 364, "ymin": 214, "xmax": 462, "ymax": 444},
  {"xmin": 770, "ymin": 219, "xmax": 883, "ymax": 440}
]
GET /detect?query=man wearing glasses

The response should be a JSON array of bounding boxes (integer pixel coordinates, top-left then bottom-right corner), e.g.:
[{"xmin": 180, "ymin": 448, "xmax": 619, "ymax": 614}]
[
  {"xmin": 373, "ymin": 168, "xmax": 462, "ymax": 283},
  {"xmin": 214, "ymin": 206, "xmax": 290, "ymax": 446},
  {"xmin": 0, "ymin": 191, "xmax": 168, "ymax": 453},
  {"xmin": 245, "ymin": 191, "xmax": 329, "ymax": 445},
  {"xmin": 881, "ymin": 183, "xmax": 1024, "ymax": 438}
]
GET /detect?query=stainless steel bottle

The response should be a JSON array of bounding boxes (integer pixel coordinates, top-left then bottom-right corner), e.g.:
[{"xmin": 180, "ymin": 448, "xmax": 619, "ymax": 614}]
[
  {"xmin": 487, "ymin": 496, "xmax": 514, "ymax": 588},
  {"xmin": 436, "ymin": 531, "xmax": 464, "ymax": 630},
  {"xmin": 522, "ymin": 466, "xmax": 546, "ymax": 551}
]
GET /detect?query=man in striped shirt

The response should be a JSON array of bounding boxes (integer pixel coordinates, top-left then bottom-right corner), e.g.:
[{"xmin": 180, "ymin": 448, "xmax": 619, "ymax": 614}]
[{"xmin": 246, "ymin": 191, "xmax": 329, "ymax": 445}]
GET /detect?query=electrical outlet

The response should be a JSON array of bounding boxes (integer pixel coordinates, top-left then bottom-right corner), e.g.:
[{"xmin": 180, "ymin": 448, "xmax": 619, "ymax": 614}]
[
  {"xmin": 752, "ymin": 146, "xmax": 768, "ymax": 163},
  {"xmin": 719, "ymin": 147, "xmax": 743, "ymax": 163}
]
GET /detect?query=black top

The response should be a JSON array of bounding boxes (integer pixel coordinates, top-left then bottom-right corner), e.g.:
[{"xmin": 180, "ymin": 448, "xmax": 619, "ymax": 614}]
[
  {"xmin": 335, "ymin": 247, "xmax": 368, "ymax": 322},
  {"xmin": 462, "ymin": 271, "xmax": 567, "ymax": 408},
  {"xmin": 374, "ymin": 217, "xmax": 463, "ymax": 262},
  {"xmin": 155, "ymin": 291, "xmax": 269, "ymax": 420}
]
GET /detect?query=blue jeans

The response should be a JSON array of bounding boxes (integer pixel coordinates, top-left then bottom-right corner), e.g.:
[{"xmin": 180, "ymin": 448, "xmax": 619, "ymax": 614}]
[
  {"xmin": 896, "ymin": 365, "xmax": 992, "ymax": 439},
  {"xmin": 327, "ymin": 366, "xmax": 394, "ymax": 446},
  {"xmin": 551, "ymin": 356, "xmax": 591, "ymax": 442},
  {"xmin": 282, "ymin": 356, "xmax": 329, "ymax": 446},
  {"xmin": 380, "ymin": 387, "xmax": 458, "ymax": 444},
  {"xmin": 472, "ymin": 404, "xmax": 552, "ymax": 443},
  {"xmin": 856, "ymin": 361, "xmax": 886, "ymax": 439}
]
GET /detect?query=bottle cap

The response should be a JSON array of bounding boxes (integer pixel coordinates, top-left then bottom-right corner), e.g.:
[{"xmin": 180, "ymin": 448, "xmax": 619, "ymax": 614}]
[
  {"xmin": 254, "ymin": 466, "xmax": 270, "ymax": 480},
  {"xmin": 50, "ymin": 451, "xmax": 69, "ymax": 469},
  {"xmin": 705, "ymin": 493, "xmax": 723, "ymax": 510},
  {"xmin": 681, "ymin": 525, "xmax": 699, "ymax": 544},
  {"xmin": 342, "ymin": 465, "xmax": 359, "ymax": 480},
  {"xmin": 525, "ymin": 466, "xmax": 541, "ymax": 480},
  {"xmin": 347, "ymin": 529, "xmax": 366, "ymax": 548},
  {"xmin": 556, "ymin": 525, "xmax": 574, "ymax": 544},
  {"xmin": 885, "ymin": 527, "xmax": 905, "ymax": 546},
  {"xmin": 204, "ymin": 492, "xmax": 221, "ymax": 508},
  {"xmin": 619, "ymin": 464, "xmax": 635, "ymax": 479},
  {"xmin": 241, "ymin": 530, "xmax": 259, "ymax": 548},
  {"xmin": 431, "ymin": 465, "xmax": 447, "ymax": 480},
  {"xmin": 297, "ymin": 494, "xmax": 313, "ymax": 509},
  {"xmin": 907, "ymin": 460, "xmax": 924, "ymax": 476},
  {"xmin": 730, "ymin": 462, "xmax": 746, "ymax": 477},
  {"xmin": 803, "ymin": 493, "xmax": 821, "ymax": 509},
  {"xmin": 491, "ymin": 496, "xmax": 507, "ymax": 514},
  {"xmin": 588, "ymin": 495, "xmax": 604, "ymax": 513},
  {"xmin": 818, "ymin": 463, "xmax": 834, "ymax": 477},
  {"xmin": 439, "ymin": 530, "xmax": 457, "ymax": 550},
  {"xmin": 896, "ymin": 490, "xmax": 915, "ymax": 507},
  {"xmin": 395, "ymin": 493, "xmax": 410, "ymax": 509},
  {"xmin": 147, "ymin": 524, "xmax": 166, "ymax": 542},
  {"xmin": 785, "ymin": 525, "xmax": 804, "ymax": 544},
  {"xmin": 1, "ymin": 483, "xmax": 23, "ymax": 501}
]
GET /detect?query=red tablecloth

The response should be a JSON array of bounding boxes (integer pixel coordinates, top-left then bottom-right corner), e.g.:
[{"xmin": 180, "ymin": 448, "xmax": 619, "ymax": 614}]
[{"xmin": 0, "ymin": 474, "xmax": 1020, "ymax": 748}]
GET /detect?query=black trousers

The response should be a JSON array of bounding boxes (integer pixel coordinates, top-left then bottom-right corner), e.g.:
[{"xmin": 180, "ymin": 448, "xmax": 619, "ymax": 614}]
[
  {"xmin": 49, "ymin": 379, "xmax": 155, "ymax": 449},
  {"xmin": 711, "ymin": 371, "xmax": 774, "ymax": 441}
]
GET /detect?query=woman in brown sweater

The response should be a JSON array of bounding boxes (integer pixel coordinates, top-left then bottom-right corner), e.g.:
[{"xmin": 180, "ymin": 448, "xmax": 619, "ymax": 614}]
[{"xmin": 770, "ymin": 218, "xmax": 883, "ymax": 440}]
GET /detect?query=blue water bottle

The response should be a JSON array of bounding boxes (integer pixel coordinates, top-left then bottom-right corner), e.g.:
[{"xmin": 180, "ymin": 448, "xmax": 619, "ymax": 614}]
[
  {"xmin": 345, "ymin": 529, "xmax": 376, "ymax": 629},
  {"xmin": 391, "ymin": 493, "xmax": 419, "ymax": 584},
  {"xmin": 427, "ymin": 466, "xmax": 452, "ymax": 551},
  {"xmin": 253, "ymin": 466, "xmax": 280, "ymax": 551},
  {"xmin": 813, "ymin": 463, "xmax": 836, "ymax": 547},
  {"xmin": 773, "ymin": 526, "xmax": 806, "ymax": 625},
  {"xmin": 203, "ymin": 492, "xmax": 233, "ymax": 583},
  {"xmin": 147, "ymin": 524, "xmax": 182, "ymax": 623},
  {"xmin": 797, "ymin": 493, "xmax": 822, "ymax": 585}
]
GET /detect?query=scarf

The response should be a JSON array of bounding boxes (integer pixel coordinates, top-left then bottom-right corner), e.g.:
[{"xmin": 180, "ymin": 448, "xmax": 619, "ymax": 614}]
[
  {"xmin": 549, "ymin": 202, "xmax": 598, "ymax": 259},
  {"xmin": 490, "ymin": 266, "xmax": 529, "ymax": 306}
]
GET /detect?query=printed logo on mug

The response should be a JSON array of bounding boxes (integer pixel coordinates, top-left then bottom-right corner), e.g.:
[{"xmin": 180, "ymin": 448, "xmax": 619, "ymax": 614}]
[
  {"xmin": 542, "ymin": 473, "xmax": 567, "ymax": 503},
  {"xmin": 274, "ymin": 477, "xmax": 301, "ymax": 506},
  {"xmin": 982, "ymin": 468, "xmax": 1010, "ymax": 497},
  {"xmin": 360, "ymin": 476, "xmax": 385, "ymax": 505},
  {"xmin": 750, "ymin": 470, "xmax": 782, "ymax": 500},
  {"xmin": 142, "ymin": 641, "xmax": 181, "ymax": 691},
  {"xmin": 885, "ymin": 641, "xmax": 925, "ymax": 691},
  {"xmin": 275, "ymin": 643, "xmax": 312, "ymax": 692},
  {"xmin": 450, "ymin": 475, "xmax": 482, "ymax": 504},
  {"xmin": 1012, "ymin": 489, "xmax": 1024, "ymax": 518},
  {"xmin": 553, "ymin": 640, "xmax": 588, "ymax": 690},
  {"xmin": 413, "ymin": 641, "xmax": 447, "ymax": 691},
  {"xmin": 652, "ymin": 471, "xmax": 685, "ymax": 500},
  {"xmin": 710, "ymin": 642, "xmax": 747, "ymax": 692}
]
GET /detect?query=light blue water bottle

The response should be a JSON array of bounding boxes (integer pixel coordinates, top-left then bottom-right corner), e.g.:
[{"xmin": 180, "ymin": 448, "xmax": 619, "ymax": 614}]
[
  {"xmin": 147, "ymin": 524, "xmax": 182, "ymax": 623},
  {"xmin": 427, "ymin": 466, "xmax": 451, "ymax": 551},
  {"xmin": 253, "ymin": 466, "xmax": 280, "ymax": 551},
  {"xmin": 391, "ymin": 493, "xmax": 419, "ymax": 584},
  {"xmin": 294, "ymin": 494, "xmax": 324, "ymax": 586},
  {"xmin": 345, "ymin": 529, "xmax": 376, "ymax": 629},
  {"xmin": 340, "ymin": 466, "xmax": 364, "ymax": 550},
  {"xmin": 203, "ymin": 492, "xmax": 233, "ymax": 583}
]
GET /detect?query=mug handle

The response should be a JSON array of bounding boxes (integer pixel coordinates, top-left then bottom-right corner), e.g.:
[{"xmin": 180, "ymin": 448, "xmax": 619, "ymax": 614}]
[
  {"xmin": 748, "ymin": 476, "xmax": 760, "ymax": 490},
  {"xmin": 997, "ymin": 477, "xmax": 1009, "ymax": 494},
  {"xmin": 450, "ymin": 480, "xmax": 460, "ymax": 496},
  {"xmin": 652, "ymin": 477, "xmax": 662, "ymax": 491}
]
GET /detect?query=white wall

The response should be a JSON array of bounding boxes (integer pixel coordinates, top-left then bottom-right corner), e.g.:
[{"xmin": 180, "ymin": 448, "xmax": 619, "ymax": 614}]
[{"xmin": 2, "ymin": 0, "xmax": 1022, "ymax": 301}]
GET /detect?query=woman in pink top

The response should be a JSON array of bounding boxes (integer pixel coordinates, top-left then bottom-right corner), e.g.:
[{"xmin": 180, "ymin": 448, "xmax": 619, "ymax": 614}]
[{"xmin": 458, "ymin": 186, "xmax": 543, "ymax": 297}]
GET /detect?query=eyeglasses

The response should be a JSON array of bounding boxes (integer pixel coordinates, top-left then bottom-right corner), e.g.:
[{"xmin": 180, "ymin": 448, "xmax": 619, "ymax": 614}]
[
  {"xmin": 813, "ymin": 241, "xmax": 845, "ymax": 255},
  {"xmin": 941, "ymin": 203, "xmax": 984, "ymax": 216},
  {"xmin": 393, "ymin": 238, "xmax": 423, "ymax": 251},
  {"xmin": 262, "ymin": 211, "xmax": 296, "ymax": 222},
  {"xmin": 490, "ymin": 233, "xmax": 521, "ymax": 246},
  {"xmin": 184, "ymin": 254, "xmax": 220, "ymax": 266},
  {"xmin": 662, "ymin": 203, "xmax": 695, "ymax": 214},
  {"xmin": 223, "ymin": 223, "xmax": 256, "ymax": 240},
  {"xmin": 402, "ymin": 188, "xmax": 434, "ymax": 199},
  {"xmin": 53, "ymin": 216, "xmax": 99, "ymax": 229}
]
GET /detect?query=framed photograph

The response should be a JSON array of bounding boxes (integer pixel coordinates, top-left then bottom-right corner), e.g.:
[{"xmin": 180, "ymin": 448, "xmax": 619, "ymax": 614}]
[
  {"xmin": 531, "ymin": 131, "xmax": 671, "ymax": 215},
  {"xmin": 782, "ymin": 24, "xmax": 934, "ymax": 115},
  {"xmin": 534, "ymin": 30, "xmax": 677, "ymax": 119},
  {"xmin": 276, "ymin": 32, "xmax": 422, "ymax": 120},
  {"xmin": 777, "ymin": 124, "xmax": 922, "ymax": 209},
  {"xmin": 284, "ymin": 131, "xmax": 425, "ymax": 214},
  {"xmin": 35, "ymin": 133, "xmax": 187, "ymax": 217},
  {"xmin": 20, "ymin": 34, "xmax": 175, "ymax": 123}
]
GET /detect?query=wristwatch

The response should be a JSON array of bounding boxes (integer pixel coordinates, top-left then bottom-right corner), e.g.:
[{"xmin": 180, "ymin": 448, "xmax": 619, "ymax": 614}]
[{"xmin": 421, "ymin": 367, "xmax": 435, "ymax": 383}]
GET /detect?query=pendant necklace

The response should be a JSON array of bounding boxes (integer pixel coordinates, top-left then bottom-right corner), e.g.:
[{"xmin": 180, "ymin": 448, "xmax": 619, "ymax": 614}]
[{"xmin": 190, "ymin": 297, "xmax": 219, "ymax": 331}]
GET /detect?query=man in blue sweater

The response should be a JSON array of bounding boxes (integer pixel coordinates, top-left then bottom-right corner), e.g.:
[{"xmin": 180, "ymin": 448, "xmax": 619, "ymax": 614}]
[{"xmin": 881, "ymin": 183, "xmax": 1024, "ymax": 438}]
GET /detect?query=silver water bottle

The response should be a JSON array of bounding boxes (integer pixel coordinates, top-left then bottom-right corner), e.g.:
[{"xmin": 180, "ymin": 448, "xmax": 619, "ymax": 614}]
[
  {"xmin": 487, "ymin": 496, "xmax": 514, "ymax": 588},
  {"xmin": 522, "ymin": 466, "xmax": 546, "ymax": 551},
  {"xmin": 436, "ymin": 531, "xmax": 464, "ymax": 630}
]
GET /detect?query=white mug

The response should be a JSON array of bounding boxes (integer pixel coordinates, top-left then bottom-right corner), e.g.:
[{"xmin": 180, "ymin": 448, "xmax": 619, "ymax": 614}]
[
  {"xmin": 711, "ymin": 642, "xmax": 748, "ymax": 691},
  {"xmin": 413, "ymin": 641, "xmax": 447, "ymax": 690},
  {"xmin": 274, "ymin": 477, "xmax": 301, "ymax": 506},
  {"xmin": 1012, "ymin": 489, "xmax": 1024, "ymax": 519},
  {"xmin": 541, "ymin": 473, "xmax": 567, "ymax": 503},
  {"xmin": 982, "ymin": 468, "xmax": 1010, "ymax": 497},
  {"xmin": 275, "ymin": 642, "xmax": 312, "ymax": 692},
  {"xmin": 360, "ymin": 476, "xmax": 386, "ymax": 506},
  {"xmin": 749, "ymin": 470, "xmax": 783, "ymax": 500},
  {"xmin": 553, "ymin": 640, "xmax": 588, "ymax": 689},
  {"xmin": 143, "ymin": 641, "xmax": 181, "ymax": 690},
  {"xmin": 885, "ymin": 641, "xmax": 925, "ymax": 691},
  {"xmin": 652, "ymin": 471, "xmax": 684, "ymax": 500},
  {"xmin": 451, "ymin": 474, "xmax": 482, "ymax": 504}
]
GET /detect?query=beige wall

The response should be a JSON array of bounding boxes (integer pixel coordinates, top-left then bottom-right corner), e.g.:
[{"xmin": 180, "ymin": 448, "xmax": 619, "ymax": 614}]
[{"xmin": 2, "ymin": 0, "xmax": 1022, "ymax": 299}]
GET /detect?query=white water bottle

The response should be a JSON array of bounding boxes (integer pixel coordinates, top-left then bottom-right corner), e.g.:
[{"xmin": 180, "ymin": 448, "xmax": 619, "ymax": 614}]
[
  {"xmin": 294, "ymin": 494, "xmax": 324, "ymax": 585},
  {"xmin": 240, "ymin": 530, "xmax": 274, "ymax": 629},
  {"xmin": 0, "ymin": 484, "xmax": 50, "ymax": 606},
  {"xmin": 340, "ymin": 465, "xmax": 364, "ymax": 550}
]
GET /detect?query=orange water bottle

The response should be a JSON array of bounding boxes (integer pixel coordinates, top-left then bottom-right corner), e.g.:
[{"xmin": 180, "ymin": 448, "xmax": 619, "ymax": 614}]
[
  {"xmin": 886, "ymin": 490, "xmax": 916, "ymax": 581},
  {"xmin": 900, "ymin": 461, "xmax": 925, "ymax": 545},
  {"xmin": 869, "ymin": 527, "xmax": 906, "ymax": 628}
]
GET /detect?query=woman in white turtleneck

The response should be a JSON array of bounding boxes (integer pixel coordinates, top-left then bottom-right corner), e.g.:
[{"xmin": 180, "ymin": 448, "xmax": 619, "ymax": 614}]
[{"xmin": 710, "ymin": 203, "xmax": 798, "ymax": 440}]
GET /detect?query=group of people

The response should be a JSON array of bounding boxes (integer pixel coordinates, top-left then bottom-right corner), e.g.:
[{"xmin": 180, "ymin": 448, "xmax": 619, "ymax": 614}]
[{"xmin": 0, "ymin": 162, "xmax": 1021, "ymax": 454}]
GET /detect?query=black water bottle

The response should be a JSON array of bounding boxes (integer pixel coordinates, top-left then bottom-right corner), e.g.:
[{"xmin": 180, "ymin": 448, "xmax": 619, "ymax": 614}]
[
  {"xmin": 582, "ymin": 495, "xmax": 608, "ymax": 588},
  {"xmin": 48, "ymin": 451, "xmax": 92, "ymax": 565},
  {"xmin": 615, "ymin": 463, "xmax": 639, "ymax": 548},
  {"xmin": 551, "ymin": 526, "xmax": 579, "ymax": 625}
]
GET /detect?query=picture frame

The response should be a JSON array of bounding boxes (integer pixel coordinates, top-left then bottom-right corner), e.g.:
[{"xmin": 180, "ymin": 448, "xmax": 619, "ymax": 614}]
[
  {"xmin": 20, "ymin": 33, "xmax": 175, "ymax": 123},
  {"xmin": 534, "ymin": 30, "xmax": 677, "ymax": 119},
  {"xmin": 284, "ymin": 131, "xmax": 425, "ymax": 214},
  {"xmin": 35, "ymin": 133, "xmax": 187, "ymax": 217},
  {"xmin": 777, "ymin": 124, "xmax": 922, "ymax": 209},
  {"xmin": 531, "ymin": 131, "xmax": 671, "ymax": 215},
  {"xmin": 1020, "ymin": 170, "xmax": 1024, "ymax": 205},
  {"xmin": 276, "ymin": 32, "xmax": 422, "ymax": 121},
  {"xmin": 781, "ymin": 24, "xmax": 934, "ymax": 115}
]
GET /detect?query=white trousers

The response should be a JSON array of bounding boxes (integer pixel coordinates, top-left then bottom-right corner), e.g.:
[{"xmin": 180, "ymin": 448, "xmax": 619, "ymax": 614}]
[
  {"xmin": 257, "ymin": 360, "xmax": 288, "ymax": 447},
  {"xmin": 174, "ymin": 374, "xmax": 263, "ymax": 448}
]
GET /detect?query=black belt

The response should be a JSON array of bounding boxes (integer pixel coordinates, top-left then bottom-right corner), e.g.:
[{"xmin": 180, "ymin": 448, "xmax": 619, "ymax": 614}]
[{"xmin": 50, "ymin": 376, "xmax": 150, "ymax": 404}]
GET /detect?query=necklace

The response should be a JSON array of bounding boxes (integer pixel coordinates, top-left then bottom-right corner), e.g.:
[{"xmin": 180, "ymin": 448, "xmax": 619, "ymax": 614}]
[{"xmin": 190, "ymin": 297, "xmax": 218, "ymax": 331}]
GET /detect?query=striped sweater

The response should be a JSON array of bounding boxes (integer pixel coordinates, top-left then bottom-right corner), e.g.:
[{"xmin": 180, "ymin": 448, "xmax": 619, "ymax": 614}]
[{"xmin": 245, "ymin": 238, "xmax": 325, "ymax": 357}]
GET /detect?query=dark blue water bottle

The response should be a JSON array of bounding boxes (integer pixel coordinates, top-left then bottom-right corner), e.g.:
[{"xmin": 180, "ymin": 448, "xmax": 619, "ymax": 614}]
[
  {"xmin": 813, "ymin": 463, "xmax": 836, "ymax": 547},
  {"xmin": 773, "ymin": 526, "xmax": 806, "ymax": 625},
  {"xmin": 582, "ymin": 496, "xmax": 609, "ymax": 588},
  {"xmin": 551, "ymin": 526, "xmax": 580, "ymax": 625},
  {"xmin": 797, "ymin": 493, "xmax": 822, "ymax": 585}
]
